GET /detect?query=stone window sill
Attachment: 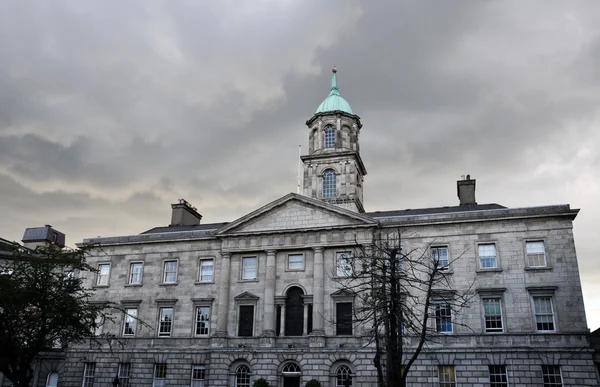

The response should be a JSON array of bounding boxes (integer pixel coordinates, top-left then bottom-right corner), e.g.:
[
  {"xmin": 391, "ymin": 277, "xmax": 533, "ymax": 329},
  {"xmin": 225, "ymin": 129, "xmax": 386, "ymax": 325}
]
[
  {"xmin": 159, "ymin": 282, "xmax": 179, "ymax": 286},
  {"xmin": 525, "ymin": 266, "xmax": 553, "ymax": 272},
  {"xmin": 238, "ymin": 279, "xmax": 259, "ymax": 283},
  {"xmin": 476, "ymin": 268, "xmax": 503, "ymax": 273},
  {"xmin": 125, "ymin": 283, "xmax": 143, "ymax": 287},
  {"xmin": 93, "ymin": 285, "xmax": 110, "ymax": 288},
  {"xmin": 195, "ymin": 281, "xmax": 215, "ymax": 285}
]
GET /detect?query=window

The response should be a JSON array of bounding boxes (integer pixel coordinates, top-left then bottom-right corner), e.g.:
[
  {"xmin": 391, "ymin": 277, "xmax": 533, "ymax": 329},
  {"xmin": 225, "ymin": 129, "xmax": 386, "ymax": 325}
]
[
  {"xmin": 235, "ymin": 364, "xmax": 251, "ymax": 387},
  {"xmin": 238, "ymin": 305, "xmax": 254, "ymax": 336},
  {"xmin": 195, "ymin": 306, "xmax": 210, "ymax": 336},
  {"xmin": 158, "ymin": 307, "xmax": 173, "ymax": 336},
  {"xmin": 163, "ymin": 260, "xmax": 178, "ymax": 283},
  {"xmin": 199, "ymin": 259, "xmax": 213, "ymax": 282},
  {"xmin": 241, "ymin": 256, "xmax": 257, "ymax": 280},
  {"xmin": 324, "ymin": 125, "xmax": 335, "ymax": 148},
  {"xmin": 288, "ymin": 254, "xmax": 304, "ymax": 270},
  {"xmin": 93, "ymin": 315, "xmax": 104, "ymax": 336},
  {"xmin": 483, "ymin": 298, "xmax": 503, "ymax": 333},
  {"xmin": 438, "ymin": 365, "xmax": 456, "ymax": 387},
  {"xmin": 153, "ymin": 364, "xmax": 167, "ymax": 387},
  {"xmin": 96, "ymin": 263, "xmax": 110, "ymax": 286},
  {"xmin": 435, "ymin": 303, "xmax": 452, "ymax": 333},
  {"xmin": 336, "ymin": 302, "xmax": 353, "ymax": 335},
  {"xmin": 323, "ymin": 169, "xmax": 336, "ymax": 198},
  {"xmin": 191, "ymin": 365, "xmax": 206, "ymax": 387},
  {"xmin": 542, "ymin": 365, "xmax": 563, "ymax": 386},
  {"xmin": 479, "ymin": 243, "xmax": 497, "ymax": 268},
  {"xmin": 118, "ymin": 363, "xmax": 131, "ymax": 387},
  {"xmin": 123, "ymin": 308, "xmax": 137, "ymax": 336},
  {"xmin": 46, "ymin": 372, "xmax": 58, "ymax": 387},
  {"xmin": 128, "ymin": 262, "xmax": 143, "ymax": 284},
  {"xmin": 431, "ymin": 246, "xmax": 449, "ymax": 270},
  {"xmin": 82, "ymin": 363, "xmax": 96, "ymax": 387},
  {"xmin": 489, "ymin": 365, "xmax": 508, "ymax": 387},
  {"xmin": 533, "ymin": 296, "xmax": 555, "ymax": 332},
  {"xmin": 336, "ymin": 251, "xmax": 353, "ymax": 277},
  {"xmin": 527, "ymin": 241, "xmax": 547, "ymax": 267},
  {"xmin": 336, "ymin": 365, "xmax": 353, "ymax": 387}
]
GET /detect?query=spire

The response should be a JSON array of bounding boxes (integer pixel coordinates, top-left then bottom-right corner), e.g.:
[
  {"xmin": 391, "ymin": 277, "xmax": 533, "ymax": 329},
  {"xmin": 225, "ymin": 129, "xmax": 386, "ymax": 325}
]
[
  {"xmin": 315, "ymin": 66, "xmax": 353, "ymax": 114},
  {"xmin": 329, "ymin": 66, "xmax": 340, "ymax": 96}
]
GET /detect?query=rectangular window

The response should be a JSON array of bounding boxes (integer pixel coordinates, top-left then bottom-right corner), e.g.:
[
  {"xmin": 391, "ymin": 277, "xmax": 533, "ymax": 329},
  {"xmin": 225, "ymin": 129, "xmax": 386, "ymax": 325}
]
[
  {"xmin": 483, "ymin": 298, "xmax": 503, "ymax": 333},
  {"xmin": 527, "ymin": 241, "xmax": 547, "ymax": 267},
  {"xmin": 93, "ymin": 315, "xmax": 104, "ymax": 336},
  {"xmin": 479, "ymin": 243, "xmax": 497, "ymax": 268},
  {"xmin": 435, "ymin": 303, "xmax": 452, "ymax": 333},
  {"xmin": 336, "ymin": 302, "xmax": 353, "ymax": 335},
  {"xmin": 199, "ymin": 259, "xmax": 214, "ymax": 282},
  {"xmin": 238, "ymin": 305, "xmax": 254, "ymax": 336},
  {"xmin": 153, "ymin": 364, "xmax": 167, "ymax": 387},
  {"xmin": 533, "ymin": 296, "xmax": 555, "ymax": 332},
  {"xmin": 288, "ymin": 254, "xmax": 304, "ymax": 270},
  {"xmin": 158, "ymin": 307, "xmax": 173, "ymax": 337},
  {"xmin": 489, "ymin": 365, "xmax": 508, "ymax": 387},
  {"xmin": 96, "ymin": 263, "xmax": 110, "ymax": 286},
  {"xmin": 195, "ymin": 306, "xmax": 210, "ymax": 336},
  {"xmin": 431, "ymin": 246, "xmax": 449, "ymax": 270},
  {"xmin": 118, "ymin": 363, "xmax": 131, "ymax": 387},
  {"xmin": 163, "ymin": 260, "xmax": 178, "ymax": 283},
  {"xmin": 438, "ymin": 365, "xmax": 456, "ymax": 387},
  {"xmin": 191, "ymin": 365, "xmax": 206, "ymax": 387},
  {"xmin": 123, "ymin": 308, "xmax": 137, "ymax": 336},
  {"xmin": 82, "ymin": 362, "xmax": 96, "ymax": 387},
  {"xmin": 336, "ymin": 252, "xmax": 353, "ymax": 277},
  {"xmin": 542, "ymin": 365, "xmax": 563, "ymax": 386},
  {"xmin": 128, "ymin": 262, "xmax": 143, "ymax": 284},
  {"xmin": 241, "ymin": 256, "xmax": 257, "ymax": 280}
]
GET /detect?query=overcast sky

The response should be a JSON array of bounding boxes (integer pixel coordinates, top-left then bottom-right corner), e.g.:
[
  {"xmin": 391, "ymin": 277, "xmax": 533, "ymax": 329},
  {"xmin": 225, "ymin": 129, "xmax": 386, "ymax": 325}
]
[{"xmin": 1, "ymin": 1, "xmax": 599, "ymax": 329}]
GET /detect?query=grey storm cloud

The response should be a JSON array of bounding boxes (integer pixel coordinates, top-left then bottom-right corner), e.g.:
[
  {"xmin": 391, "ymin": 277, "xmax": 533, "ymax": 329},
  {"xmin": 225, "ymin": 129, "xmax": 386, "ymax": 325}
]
[{"xmin": 1, "ymin": 0, "xmax": 600, "ymax": 329}]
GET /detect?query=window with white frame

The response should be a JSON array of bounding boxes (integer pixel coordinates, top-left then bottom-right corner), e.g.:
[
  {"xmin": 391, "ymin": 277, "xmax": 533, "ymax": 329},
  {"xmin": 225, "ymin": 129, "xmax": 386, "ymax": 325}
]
[
  {"xmin": 199, "ymin": 259, "xmax": 214, "ymax": 282},
  {"xmin": 93, "ymin": 315, "xmax": 104, "ymax": 336},
  {"xmin": 324, "ymin": 125, "xmax": 335, "ymax": 148},
  {"xmin": 335, "ymin": 365, "xmax": 353, "ymax": 387},
  {"xmin": 438, "ymin": 365, "xmax": 456, "ymax": 387},
  {"xmin": 128, "ymin": 262, "xmax": 143, "ymax": 284},
  {"xmin": 191, "ymin": 365, "xmax": 206, "ymax": 387},
  {"xmin": 526, "ymin": 241, "xmax": 547, "ymax": 267},
  {"xmin": 158, "ymin": 307, "xmax": 173, "ymax": 336},
  {"xmin": 45, "ymin": 372, "xmax": 58, "ymax": 387},
  {"xmin": 288, "ymin": 253, "xmax": 304, "ymax": 270},
  {"xmin": 489, "ymin": 365, "xmax": 508, "ymax": 387},
  {"xmin": 195, "ymin": 306, "xmax": 210, "ymax": 336},
  {"xmin": 163, "ymin": 260, "xmax": 178, "ymax": 283},
  {"xmin": 82, "ymin": 362, "xmax": 96, "ymax": 387},
  {"xmin": 234, "ymin": 364, "xmax": 251, "ymax": 387},
  {"xmin": 123, "ymin": 308, "xmax": 137, "ymax": 336},
  {"xmin": 483, "ymin": 298, "xmax": 503, "ymax": 333},
  {"xmin": 153, "ymin": 364, "xmax": 167, "ymax": 387},
  {"xmin": 241, "ymin": 256, "xmax": 257, "ymax": 280},
  {"xmin": 542, "ymin": 365, "xmax": 563, "ymax": 386},
  {"xmin": 322, "ymin": 169, "xmax": 337, "ymax": 198},
  {"xmin": 118, "ymin": 363, "xmax": 131, "ymax": 387},
  {"xmin": 431, "ymin": 246, "xmax": 449, "ymax": 270},
  {"xmin": 336, "ymin": 251, "xmax": 353, "ymax": 277},
  {"xmin": 533, "ymin": 296, "xmax": 555, "ymax": 332},
  {"xmin": 96, "ymin": 263, "xmax": 110, "ymax": 286},
  {"xmin": 478, "ymin": 243, "xmax": 497, "ymax": 268},
  {"xmin": 435, "ymin": 303, "xmax": 452, "ymax": 334}
]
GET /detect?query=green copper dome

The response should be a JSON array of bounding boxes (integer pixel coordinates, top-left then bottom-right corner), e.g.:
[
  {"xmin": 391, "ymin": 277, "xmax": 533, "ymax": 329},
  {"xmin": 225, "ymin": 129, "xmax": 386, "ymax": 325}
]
[{"xmin": 316, "ymin": 67, "xmax": 354, "ymax": 115}]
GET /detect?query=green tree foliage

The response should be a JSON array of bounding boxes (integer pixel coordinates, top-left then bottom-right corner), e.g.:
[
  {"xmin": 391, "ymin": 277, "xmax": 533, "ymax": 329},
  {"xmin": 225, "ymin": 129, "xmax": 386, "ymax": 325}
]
[
  {"xmin": 305, "ymin": 379, "xmax": 322, "ymax": 387},
  {"xmin": 252, "ymin": 377, "xmax": 270, "ymax": 387},
  {"xmin": 0, "ymin": 244, "xmax": 112, "ymax": 387}
]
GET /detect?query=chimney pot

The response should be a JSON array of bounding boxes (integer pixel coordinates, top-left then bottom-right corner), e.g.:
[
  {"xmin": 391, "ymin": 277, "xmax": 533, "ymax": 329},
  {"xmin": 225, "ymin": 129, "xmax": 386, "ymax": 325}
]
[
  {"xmin": 457, "ymin": 175, "xmax": 476, "ymax": 205},
  {"xmin": 170, "ymin": 199, "xmax": 202, "ymax": 226}
]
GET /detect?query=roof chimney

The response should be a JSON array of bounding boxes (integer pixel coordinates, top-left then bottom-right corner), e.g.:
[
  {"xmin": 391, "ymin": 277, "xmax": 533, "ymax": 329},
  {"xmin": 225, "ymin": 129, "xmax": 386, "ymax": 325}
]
[
  {"xmin": 170, "ymin": 199, "xmax": 202, "ymax": 226},
  {"xmin": 457, "ymin": 175, "xmax": 476, "ymax": 206},
  {"xmin": 22, "ymin": 225, "xmax": 66, "ymax": 249}
]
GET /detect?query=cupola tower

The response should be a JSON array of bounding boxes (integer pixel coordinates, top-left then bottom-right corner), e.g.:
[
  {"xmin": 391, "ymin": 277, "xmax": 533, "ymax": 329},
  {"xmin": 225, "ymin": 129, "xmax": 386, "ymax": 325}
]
[{"xmin": 301, "ymin": 67, "xmax": 366, "ymax": 212}]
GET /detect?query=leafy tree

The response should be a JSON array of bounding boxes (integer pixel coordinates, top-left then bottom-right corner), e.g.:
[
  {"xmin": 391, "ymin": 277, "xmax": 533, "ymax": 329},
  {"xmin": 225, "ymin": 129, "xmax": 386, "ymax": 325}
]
[
  {"xmin": 252, "ymin": 377, "xmax": 270, "ymax": 387},
  {"xmin": 0, "ymin": 244, "xmax": 113, "ymax": 387},
  {"xmin": 334, "ymin": 229, "xmax": 473, "ymax": 387},
  {"xmin": 305, "ymin": 379, "xmax": 322, "ymax": 387}
]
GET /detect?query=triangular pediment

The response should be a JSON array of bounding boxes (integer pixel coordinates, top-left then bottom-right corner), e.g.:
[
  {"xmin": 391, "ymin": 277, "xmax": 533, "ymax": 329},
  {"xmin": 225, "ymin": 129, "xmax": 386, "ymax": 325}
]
[
  {"xmin": 331, "ymin": 289, "xmax": 356, "ymax": 298},
  {"xmin": 216, "ymin": 193, "xmax": 377, "ymax": 235},
  {"xmin": 234, "ymin": 291, "xmax": 260, "ymax": 301}
]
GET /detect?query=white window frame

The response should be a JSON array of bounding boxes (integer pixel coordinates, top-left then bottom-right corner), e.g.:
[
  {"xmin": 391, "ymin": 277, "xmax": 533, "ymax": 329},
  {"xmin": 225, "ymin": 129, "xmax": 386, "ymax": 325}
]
[
  {"xmin": 234, "ymin": 364, "xmax": 251, "ymax": 387},
  {"xmin": 118, "ymin": 363, "xmax": 131, "ymax": 387},
  {"xmin": 153, "ymin": 364, "xmax": 167, "ymax": 387},
  {"xmin": 198, "ymin": 259, "xmax": 214, "ymax": 282},
  {"xmin": 478, "ymin": 243, "xmax": 498, "ymax": 269},
  {"xmin": 336, "ymin": 251, "xmax": 354, "ymax": 277},
  {"xmin": 438, "ymin": 365, "xmax": 456, "ymax": 387},
  {"xmin": 431, "ymin": 246, "xmax": 449, "ymax": 271},
  {"xmin": 287, "ymin": 253, "xmax": 304, "ymax": 271},
  {"xmin": 122, "ymin": 308, "xmax": 137, "ymax": 336},
  {"xmin": 82, "ymin": 362, "xmax": 96, "ymax": 387},
  {"xmin": 526, "ymin": 240, "xmax": 547, "ymax": 267},
  {"xmin": 128, "ymin": 262, "xmax": 143, "ymax": 285},
  {"xmin": 93, "ymin": 315, "xmax": 104, "ymax": 336},
  {"xmin": 162, "ymin": 260, "xmax": 178, "ymax": 284},
  {"xmin": 322, "ymin": 169, "xmax": 337, "ymax": 198},
  {"xmin": 482, "ymin": 297, "xmax": 503, "ymax": 333},
  {"xmin": 532, "ymin": 296, "xmax": 556, "ymax": 332},
  {"xmin": 541, "ymin": 365, "xmax": 563, "ymax": 387},
  {"xmin": 241, "ymin": 256, "xmax": 257, "ymax": 280},
  {"xmin": 190, "ymin": 365, "xmax": 206, "ymax": 387},
  {"xmin": 96, "ymin": 263, "xmax": 110, "ymax": 286},
  {"xmin": 435, "ymin": 302, "xmax": 453, "ymax": 334},
  {"xmin": 158, "ymin": 307, "xmax": 174, "ymax": 337},
  {"xmin": 335, "ymin": 364, "xmax": 353, "ymax": 387},
  {"xmin": 194, "ymin": 306, "xmax": 210, "ymax": 336},
  {"xmin": 488, "ymin": 365, "xmax": 508, "ymax": 387}
]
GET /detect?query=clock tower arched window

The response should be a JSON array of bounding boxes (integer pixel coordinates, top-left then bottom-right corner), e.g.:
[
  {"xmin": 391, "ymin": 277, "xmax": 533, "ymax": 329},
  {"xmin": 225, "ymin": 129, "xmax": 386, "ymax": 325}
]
[
  {"xmin": 323, "ymin": 169, "xmax": 336, "ymax": 198},
  {"xmin": 324, "ymin": 126, "xmax": 335, "ymax": 148}
]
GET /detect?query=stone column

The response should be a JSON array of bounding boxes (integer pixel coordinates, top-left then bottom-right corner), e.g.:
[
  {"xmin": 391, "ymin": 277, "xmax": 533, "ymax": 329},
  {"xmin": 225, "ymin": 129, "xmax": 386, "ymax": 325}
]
[
  {"xmin": 262, "ymin": 249, "xmax": 277, "ymax": 336},
  {"xmin": 312, "ymin": 247, "xmax": 325, "ymax": 334},
  {"xmin": 303, "ymin": 303, "xmax": 308, "ymax": 336},
  {"xmin": 280, "ymin": 304, "xmax": 286, "ymax": 336},
  {"xmin": 214, "ymin": 252, "xmax": 231, "ymax": 337}
]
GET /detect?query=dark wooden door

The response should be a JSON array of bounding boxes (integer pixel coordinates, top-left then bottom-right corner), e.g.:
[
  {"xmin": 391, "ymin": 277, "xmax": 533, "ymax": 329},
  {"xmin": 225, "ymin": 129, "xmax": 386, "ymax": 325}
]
[
  {"xmin": 238, "ymin": 305, "xmax": 254, "ymax": 336},
  {"xmin": 283, "ymin": 377, "xmax": 300, "ymax": 387},
  {"xmin": 285, "ymin": 287, "xmax": 304, "ymax": 336}
]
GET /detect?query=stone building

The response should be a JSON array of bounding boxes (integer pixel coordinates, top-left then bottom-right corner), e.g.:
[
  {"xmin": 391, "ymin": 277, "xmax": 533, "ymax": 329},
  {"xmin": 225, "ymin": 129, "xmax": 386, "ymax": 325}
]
[{"xmin": 12, "ymin": 69, "xmax": 599, "ymax": 386}]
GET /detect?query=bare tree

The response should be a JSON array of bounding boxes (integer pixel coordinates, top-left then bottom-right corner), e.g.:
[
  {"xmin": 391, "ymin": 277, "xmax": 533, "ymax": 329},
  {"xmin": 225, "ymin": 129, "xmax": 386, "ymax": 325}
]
[{"xmin": 333, "ymin": 228, "xmax": 474, "ymax": 387}]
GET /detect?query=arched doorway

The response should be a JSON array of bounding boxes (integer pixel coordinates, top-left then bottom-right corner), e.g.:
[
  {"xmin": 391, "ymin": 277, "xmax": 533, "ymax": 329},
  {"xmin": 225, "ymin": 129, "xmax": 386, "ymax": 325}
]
[
  {"xmin": 281, "ymin": 362, "xmax": 301, "ymax": 387},
  {"xmin": 285, "ymin": 287, "xmax": 304, "ymax": 336}
]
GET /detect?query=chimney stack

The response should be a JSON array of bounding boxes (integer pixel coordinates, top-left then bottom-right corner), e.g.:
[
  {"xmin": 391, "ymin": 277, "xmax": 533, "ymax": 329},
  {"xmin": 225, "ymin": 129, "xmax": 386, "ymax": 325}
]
[
  {"xmin": 22, "ymin": 225, "xmax": 66, "ymax": 249},
  {"xmin": 170, "ymin": 199, "xmax": 202, "ymax": 226},
  {"xmin": 457, "ymin": 175, "xmax": 476, "ymax": 206}
]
